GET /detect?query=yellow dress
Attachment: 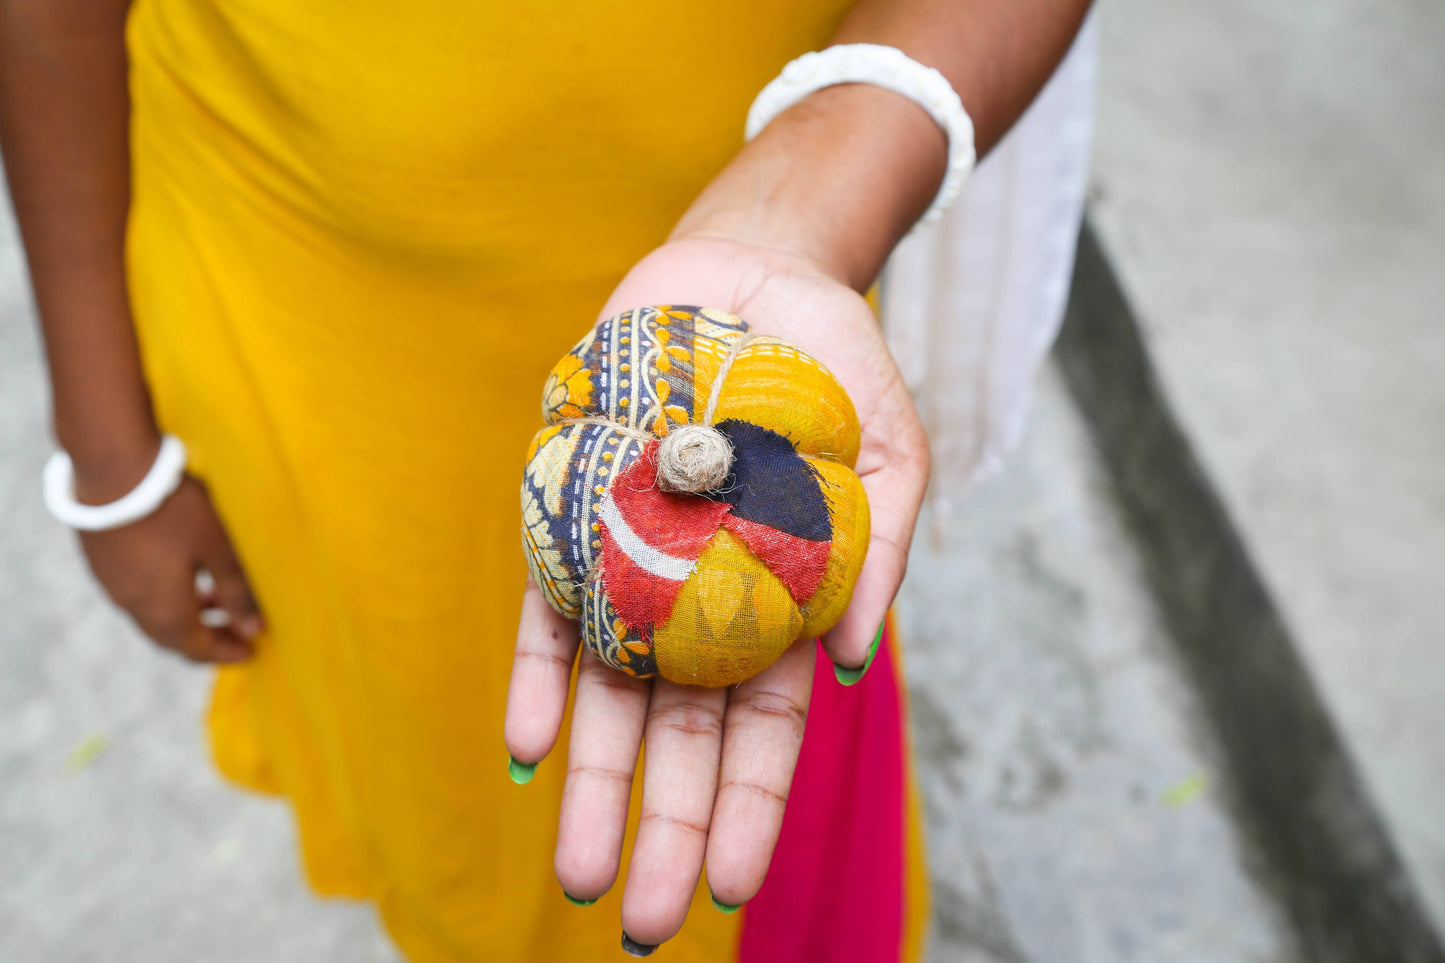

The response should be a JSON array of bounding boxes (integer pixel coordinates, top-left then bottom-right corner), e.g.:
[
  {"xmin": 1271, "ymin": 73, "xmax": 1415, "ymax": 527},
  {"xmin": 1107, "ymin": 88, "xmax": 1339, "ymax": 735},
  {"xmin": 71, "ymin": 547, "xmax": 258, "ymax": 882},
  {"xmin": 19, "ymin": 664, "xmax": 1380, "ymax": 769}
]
[{"xmin": 125, "ymin": 1, "xmax": 926, "ymax": 959}]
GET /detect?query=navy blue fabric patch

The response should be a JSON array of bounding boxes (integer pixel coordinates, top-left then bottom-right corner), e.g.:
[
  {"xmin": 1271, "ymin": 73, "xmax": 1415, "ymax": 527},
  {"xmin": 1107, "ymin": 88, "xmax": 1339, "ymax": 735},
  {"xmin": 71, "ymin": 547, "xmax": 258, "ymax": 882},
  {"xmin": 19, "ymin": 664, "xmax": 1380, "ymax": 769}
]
[{"xmin": 708, "ymin": 420, "xmax": 831, "ymax": 542}]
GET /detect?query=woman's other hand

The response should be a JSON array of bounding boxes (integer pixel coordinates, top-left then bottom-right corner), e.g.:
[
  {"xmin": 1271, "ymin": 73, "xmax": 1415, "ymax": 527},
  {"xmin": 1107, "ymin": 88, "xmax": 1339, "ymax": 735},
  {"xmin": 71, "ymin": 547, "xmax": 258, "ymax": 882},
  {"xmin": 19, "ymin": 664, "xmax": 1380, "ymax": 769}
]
[{"xmin": 74, "ymin": 445, "xmax": 264, "ymax": 664}]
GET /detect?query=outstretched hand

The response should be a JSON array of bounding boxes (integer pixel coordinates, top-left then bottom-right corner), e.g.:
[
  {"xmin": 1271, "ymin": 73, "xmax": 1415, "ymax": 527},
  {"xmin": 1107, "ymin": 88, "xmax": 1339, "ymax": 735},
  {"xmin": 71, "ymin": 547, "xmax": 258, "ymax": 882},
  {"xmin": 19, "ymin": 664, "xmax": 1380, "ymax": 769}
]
[{"xmin": 503, "ymin": 233, "xmax": 930, "ymax": 949}]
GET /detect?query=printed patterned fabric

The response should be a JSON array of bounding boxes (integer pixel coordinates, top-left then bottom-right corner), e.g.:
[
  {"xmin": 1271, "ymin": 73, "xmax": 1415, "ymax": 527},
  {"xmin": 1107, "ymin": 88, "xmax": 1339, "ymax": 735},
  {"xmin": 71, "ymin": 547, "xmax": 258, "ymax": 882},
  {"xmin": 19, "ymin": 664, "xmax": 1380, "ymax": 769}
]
[{"xmin": 521, "ymin": 306, "xmax": 869, "ymax": 686}]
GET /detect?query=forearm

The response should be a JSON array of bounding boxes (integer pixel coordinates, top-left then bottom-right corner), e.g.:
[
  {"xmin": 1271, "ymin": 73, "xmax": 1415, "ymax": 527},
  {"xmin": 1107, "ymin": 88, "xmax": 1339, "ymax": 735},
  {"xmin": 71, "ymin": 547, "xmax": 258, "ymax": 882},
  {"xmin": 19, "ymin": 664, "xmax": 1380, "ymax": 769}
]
[
  {"xmin": 674, "ymin": 0, "xmax": 1093, "ymax": 291},
  {"xmin": 0, "ymin": 0, "xmax": 154, "ymax": 501}
]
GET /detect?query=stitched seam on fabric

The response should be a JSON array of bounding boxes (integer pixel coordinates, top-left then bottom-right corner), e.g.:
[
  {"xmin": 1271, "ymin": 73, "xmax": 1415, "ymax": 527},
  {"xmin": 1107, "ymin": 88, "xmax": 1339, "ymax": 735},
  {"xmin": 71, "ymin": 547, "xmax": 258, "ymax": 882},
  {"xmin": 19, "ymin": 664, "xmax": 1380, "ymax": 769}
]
[
  {"xmin": 703, "ymin": 333, "xmax": 757, "ymax": 426},
  {"xmin": 551, "ymin": 415, "xmax": 655, "ymax": 443}
]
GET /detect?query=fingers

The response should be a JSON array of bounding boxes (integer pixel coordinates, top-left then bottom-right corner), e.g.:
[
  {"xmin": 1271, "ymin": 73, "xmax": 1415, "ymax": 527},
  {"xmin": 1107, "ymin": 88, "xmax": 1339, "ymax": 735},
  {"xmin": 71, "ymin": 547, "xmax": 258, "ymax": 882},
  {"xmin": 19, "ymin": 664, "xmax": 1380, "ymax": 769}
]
[
  {"xmin": 620, "ymin": 681, "xmax": 727, "ymax": 947},
  {"xmin": 705, "ymin": 637, "xmax": 813, "ymax": 907},
  {"xmin": 126, "ymin": 562, "xmax": 252, "ymax": 664},
  {"xmin": 187, "ymin": 515, "xmax": 264, "ymax": 661},
  {"xmin": 554, "ymin": 649, "xmax": 650, "ymax": 901},
  {"xmin": 196, "ymin": 529, "xmax": 265, "ymax": 640},
  {"xmin": 503, "ymin": 583, "xmax": 580, "ymax": 767},
  {"xmin": 177, "ymin": 614, "xmax": 256, "ymax": 664}
]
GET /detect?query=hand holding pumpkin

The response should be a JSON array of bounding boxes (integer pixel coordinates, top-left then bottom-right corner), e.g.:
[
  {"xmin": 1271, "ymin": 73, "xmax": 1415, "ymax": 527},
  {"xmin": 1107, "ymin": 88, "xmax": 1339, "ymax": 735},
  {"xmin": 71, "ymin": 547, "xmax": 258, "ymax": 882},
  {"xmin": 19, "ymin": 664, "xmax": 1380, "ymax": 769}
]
[
  {"xmin": 521, "ymin": 304, "xmax": 870, "ymax": 688},
  {"xmin": 503, "ymin": 233, "xmax": 931, "ymax": 948}
]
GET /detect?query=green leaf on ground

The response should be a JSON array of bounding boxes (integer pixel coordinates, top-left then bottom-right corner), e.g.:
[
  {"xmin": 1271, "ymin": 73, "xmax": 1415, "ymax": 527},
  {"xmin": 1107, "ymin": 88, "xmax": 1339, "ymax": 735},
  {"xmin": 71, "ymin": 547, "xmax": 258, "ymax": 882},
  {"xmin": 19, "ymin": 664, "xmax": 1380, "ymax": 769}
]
[
  {"xmin": 65, "ymin": 733, "xmax": 111, "ymax": 772},
  {"xmin": 1162, "ymin": 770, "xmax": 1210, "ymax": 807}
]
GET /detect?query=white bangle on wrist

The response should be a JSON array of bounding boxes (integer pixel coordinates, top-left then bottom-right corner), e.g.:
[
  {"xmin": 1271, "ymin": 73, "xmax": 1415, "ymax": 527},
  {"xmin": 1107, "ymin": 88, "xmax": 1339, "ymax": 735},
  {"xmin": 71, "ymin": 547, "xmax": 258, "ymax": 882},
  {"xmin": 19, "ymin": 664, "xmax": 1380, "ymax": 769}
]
[
  {"xmin": 42, "ymin": 434, "xmax": 189, "ymax": 531},
  {"xmin": 745, "ymin": 42, "xmax": 976, "ymax": 228}
]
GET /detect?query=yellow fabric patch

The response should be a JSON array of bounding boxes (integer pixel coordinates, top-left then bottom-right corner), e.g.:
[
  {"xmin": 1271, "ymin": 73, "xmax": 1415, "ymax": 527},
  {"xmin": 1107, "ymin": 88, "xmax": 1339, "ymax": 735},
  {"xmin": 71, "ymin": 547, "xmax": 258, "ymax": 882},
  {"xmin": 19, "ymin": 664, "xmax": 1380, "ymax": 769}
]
[
  {"xmin": 707, "ymin": 338, "xmax": 862, "ymax": 468},
  {"xmin": 653, "ymin": 529, "xmax": 804, "ymax": 687}
]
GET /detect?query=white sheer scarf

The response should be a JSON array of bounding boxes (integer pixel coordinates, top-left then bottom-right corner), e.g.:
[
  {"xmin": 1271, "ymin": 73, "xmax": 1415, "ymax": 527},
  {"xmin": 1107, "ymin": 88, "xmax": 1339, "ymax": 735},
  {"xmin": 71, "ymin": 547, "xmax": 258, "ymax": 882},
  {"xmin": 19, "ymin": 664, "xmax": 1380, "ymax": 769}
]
[{"xmin": 882, "ymin": 11, "xmax": 1100, "ymax": 517}]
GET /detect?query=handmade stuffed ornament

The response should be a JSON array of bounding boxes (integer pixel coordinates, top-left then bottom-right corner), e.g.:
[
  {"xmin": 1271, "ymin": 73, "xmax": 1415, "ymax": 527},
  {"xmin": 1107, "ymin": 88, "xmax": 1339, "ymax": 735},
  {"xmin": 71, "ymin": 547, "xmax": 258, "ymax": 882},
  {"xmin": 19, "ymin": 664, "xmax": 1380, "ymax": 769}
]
[{"xmin": 521, "ymin": 305, "xmax": 869, "ymax": 687}]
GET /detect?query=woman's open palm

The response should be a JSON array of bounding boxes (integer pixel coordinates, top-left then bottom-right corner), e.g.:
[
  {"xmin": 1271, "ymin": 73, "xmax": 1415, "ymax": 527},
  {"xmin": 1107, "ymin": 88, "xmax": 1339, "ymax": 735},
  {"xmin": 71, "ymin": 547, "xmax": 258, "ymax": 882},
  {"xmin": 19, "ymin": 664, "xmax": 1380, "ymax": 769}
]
[{"xmin": 503, "ymin": 234, "xmax": 930, "ymax": 949}]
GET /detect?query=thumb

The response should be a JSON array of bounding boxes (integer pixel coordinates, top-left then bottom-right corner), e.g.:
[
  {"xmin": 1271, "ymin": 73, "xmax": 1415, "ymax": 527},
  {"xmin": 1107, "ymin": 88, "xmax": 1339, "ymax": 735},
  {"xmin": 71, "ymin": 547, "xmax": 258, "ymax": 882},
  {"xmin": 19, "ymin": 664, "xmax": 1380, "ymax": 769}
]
[{"xmin": 819, "ymin": 456, "xmax": 927, "ymax": 678}]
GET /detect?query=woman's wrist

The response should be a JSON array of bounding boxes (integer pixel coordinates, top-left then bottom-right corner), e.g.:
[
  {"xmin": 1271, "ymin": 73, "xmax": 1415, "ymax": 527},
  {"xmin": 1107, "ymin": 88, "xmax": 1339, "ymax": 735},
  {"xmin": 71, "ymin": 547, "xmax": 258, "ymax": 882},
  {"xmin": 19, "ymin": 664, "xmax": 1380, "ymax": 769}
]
[
  {"xmin": 671, "ymin": 82, "xmax": 946, "ymax": 292},
  {"xmin": 62, "ymin": 428, "xmax": 166, "ymax": 506},
  {"xmin": 37, "ymin": 293, "xmax": 165, "ymax": 505},
  {"xmin": 52, "ymin": 384, "xmax": 164, "ymax": 506}
]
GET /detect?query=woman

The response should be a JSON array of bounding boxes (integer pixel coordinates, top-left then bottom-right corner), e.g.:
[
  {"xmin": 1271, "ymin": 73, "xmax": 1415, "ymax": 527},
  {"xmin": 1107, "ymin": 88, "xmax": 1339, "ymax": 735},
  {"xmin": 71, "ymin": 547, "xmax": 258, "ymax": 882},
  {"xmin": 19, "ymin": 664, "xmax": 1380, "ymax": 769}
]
[{"xmin": 0, "ymin": 0, "xmax": 1091, "ymax": 959}]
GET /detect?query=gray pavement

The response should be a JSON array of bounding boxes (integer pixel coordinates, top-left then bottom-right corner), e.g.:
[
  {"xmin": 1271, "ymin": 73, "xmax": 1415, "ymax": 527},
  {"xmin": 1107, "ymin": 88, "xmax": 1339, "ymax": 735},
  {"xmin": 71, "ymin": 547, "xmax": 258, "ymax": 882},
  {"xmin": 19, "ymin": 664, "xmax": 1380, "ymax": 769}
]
[
  {"xmin": 1090, "ymin": 0, "xmax": 1445, "ymax": 929},
  {"xmin": 901, "ymin": 368, "xmax": 1295, "ymax": 963}
]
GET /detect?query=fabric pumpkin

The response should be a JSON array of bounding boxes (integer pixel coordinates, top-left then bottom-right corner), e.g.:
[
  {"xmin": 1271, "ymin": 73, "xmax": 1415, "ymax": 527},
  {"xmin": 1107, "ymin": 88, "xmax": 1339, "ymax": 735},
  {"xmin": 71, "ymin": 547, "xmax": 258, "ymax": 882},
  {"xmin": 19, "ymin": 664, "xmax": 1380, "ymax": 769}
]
[{"xmin": 521, "ymin": 305, "xmax": 869, "ymax": 687}]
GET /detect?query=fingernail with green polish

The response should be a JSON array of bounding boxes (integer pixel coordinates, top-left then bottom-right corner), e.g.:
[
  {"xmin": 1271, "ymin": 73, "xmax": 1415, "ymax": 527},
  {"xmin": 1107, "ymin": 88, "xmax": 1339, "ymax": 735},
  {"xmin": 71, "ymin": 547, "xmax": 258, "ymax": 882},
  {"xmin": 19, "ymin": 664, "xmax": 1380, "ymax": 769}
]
[
  {"xmin": 507, "ymin": 755, "xmax": 537, "ymax": 785},
  {"xmin": 710, "ymin": 890, "xmax": 742, "ymax": 914},
  {"xmin": 563, "ymin": 891, "xmax": 597, "ymax": 907},
  {"xmin": 834, "ymin": 621, "xmax": 886, "ymax": 686}
]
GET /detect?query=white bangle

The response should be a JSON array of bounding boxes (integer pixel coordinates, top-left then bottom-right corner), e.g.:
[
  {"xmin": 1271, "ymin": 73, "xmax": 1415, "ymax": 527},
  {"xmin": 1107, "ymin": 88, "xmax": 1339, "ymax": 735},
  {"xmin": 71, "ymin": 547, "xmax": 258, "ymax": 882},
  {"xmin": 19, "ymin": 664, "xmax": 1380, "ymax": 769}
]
[
  {"xmin": 42, "ymin": 434, "xmax": 189, "ymax": 531},
  {"xmin": 745, "ymin": 43, "xmax": 976, "ymax": 227}
]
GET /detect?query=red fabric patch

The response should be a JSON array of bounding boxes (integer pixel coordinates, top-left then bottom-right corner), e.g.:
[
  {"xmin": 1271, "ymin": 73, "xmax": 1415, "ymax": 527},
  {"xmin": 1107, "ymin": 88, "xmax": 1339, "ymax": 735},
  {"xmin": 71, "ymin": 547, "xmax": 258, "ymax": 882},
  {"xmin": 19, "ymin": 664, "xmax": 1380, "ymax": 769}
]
[
  {"xmin": 610, "ymin": 444, "xmax": 730, "ymax": 557},
  {"xmin": 600, "ymin": 442, "xmax": 732, "ymax": 629},
  {"xmin": 596, "ymin": 533, "xmax": 686, "ymax": 627},
  {"xmin": 721, "ymin": 514, "xmax": 831, "ymax": 605}
]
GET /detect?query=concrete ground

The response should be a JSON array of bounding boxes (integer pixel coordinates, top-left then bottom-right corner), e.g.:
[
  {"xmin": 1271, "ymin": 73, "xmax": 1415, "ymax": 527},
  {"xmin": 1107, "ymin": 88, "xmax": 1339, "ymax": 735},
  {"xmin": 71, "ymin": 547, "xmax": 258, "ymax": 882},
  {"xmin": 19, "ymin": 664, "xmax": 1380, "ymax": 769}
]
[
  {"xmin": 1090, "ymin": 0, "xmax": 1445, "ymax": 928},
  {"xmin": 900, "ymin": 369, "xmax": 1295, "ymax": 963}
]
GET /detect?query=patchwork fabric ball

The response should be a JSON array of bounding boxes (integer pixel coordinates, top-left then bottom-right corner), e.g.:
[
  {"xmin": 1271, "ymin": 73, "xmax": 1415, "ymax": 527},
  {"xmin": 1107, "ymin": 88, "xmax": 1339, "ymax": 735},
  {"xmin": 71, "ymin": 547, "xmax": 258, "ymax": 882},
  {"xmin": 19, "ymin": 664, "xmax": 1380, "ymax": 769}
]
[{"xmin": 521, "ymin": 305, "xmax": 869, "ymax": 687}]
